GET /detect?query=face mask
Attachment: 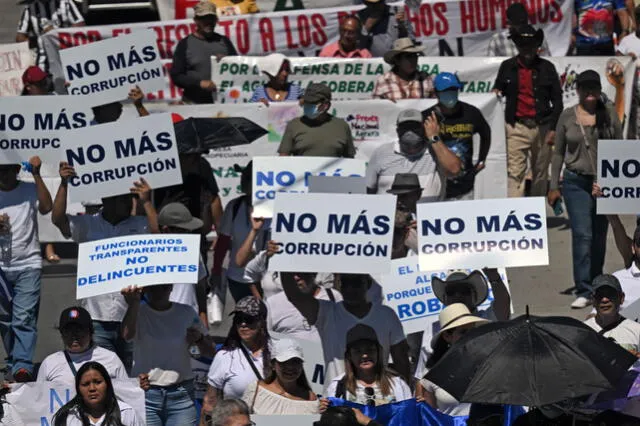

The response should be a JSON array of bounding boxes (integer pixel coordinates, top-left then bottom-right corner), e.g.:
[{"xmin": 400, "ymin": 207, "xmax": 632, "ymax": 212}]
[
  {"xmin": 438, "ymin": 91, "xmax": 459, "ymax": 109},
  {"xmin": 303, "ymin": 103, "xmax": 321, "ymax": 120},
  {"xmin": 399, "ymin": 130, "xmax": 424, "ymax": 146}
]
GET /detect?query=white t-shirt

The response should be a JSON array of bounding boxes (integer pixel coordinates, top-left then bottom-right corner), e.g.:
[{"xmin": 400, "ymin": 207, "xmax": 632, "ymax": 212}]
[
  {"xmin": 63, "ymin": 401, "xmax": 142, "ymax": 426},
  {"xmin": 242, "ymin": 381, "xmax": 319, "ymax": 415},
  {"xmin": 266, "ymin": 287, "xmax": 342, "ymax": 342},
  {"xmin": 207, "ymin": 345, "xmax": 264, "ymax": 399},
  {"xmin": 315, "ymin": 301, "xmax": 406, "ymax": 387},
  {"xmin": 0, "ymin": 182, "xmax": 42, "ymax": 271},
  {"xmin": 617, "ymin": 33, "xmax": 640, "ymax": 68},
  {"xmin": 420, "ymin": 378, "xmax": 470, "ymax": 416},
  {"xmin": 170, "ymin": 256, "xmax": 208, "ymax": 314},
  {"xmin": 69, "ymin": 214, "xmax": 148, "ymax": 322},
  {"xmin": 37, "ymin": 346, "xmax": 128, "ymax": 383},
  {"xmin": 584, "ymin": 316, "xmax": 640, "ymax": 352},
  {"xmin": 325, "ymin": 373, "xmax": 412, "ymax": 406},
  {"xmin": 131, "ymin": 302, "xmax": 205, "ymax": 382},
  {"xmin": 613, "ymin": 264, "xmax": 640, "ymax": 311}
]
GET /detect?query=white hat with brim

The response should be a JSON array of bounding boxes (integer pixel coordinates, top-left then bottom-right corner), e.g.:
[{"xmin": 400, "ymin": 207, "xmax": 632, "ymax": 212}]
[
  {"xmin": 431, "ymin": 303, "xmax": 488, "ymax": 349},
  {"xmin": 383, "ymin": 38, "xmax": 424, "ymax": 65},
  {"xmin": 271, "ymin": 338, "xmax": 304, "ymax": 363},
  {"xmin": 432, "ymin": 270, "xmax": 489, "ymax": 307}
]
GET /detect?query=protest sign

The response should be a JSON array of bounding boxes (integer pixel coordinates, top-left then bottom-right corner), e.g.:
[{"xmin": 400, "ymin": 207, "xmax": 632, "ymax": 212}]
[
  {"xmin": 308, "ymin": 175, "xmax": 366, "ymax": 194},
  {"xmin": 76, "ymin": 233, "xmax": 200, "ymax": 299},
  {"xmin": 62, "ymin": 113, "xmax": 181, "ymax": 202},
  {"xmin": 252, "ymin": 156, "xmax": 366, "ymax": 218},
  {"xmin": 597, "ymin": 140, "xmax": 640, "ymax": 214},
  {"xmin": 6, "ymin": 379, "xmax": 145, "ymax": 425},
  {"xmin": 61, "ymin": 30, "xmax": 164, "ymax": 104},
  {"xmin": 272, "ymin": 332, "xmax": 325, "ymax": 396},
  {"xmin": 0, "ymin": 42, "xmax": 31, "ymax": 97},
  {"xmin": 417, "ymin": 197, "xmax": 548, "ymax": 270},
  {"xmin": 270, "ymin": 193, "xmax": 395, "ymax": 273}
]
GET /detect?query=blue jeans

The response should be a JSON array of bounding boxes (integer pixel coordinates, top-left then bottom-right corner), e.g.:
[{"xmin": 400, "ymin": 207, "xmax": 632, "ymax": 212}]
[
  {"xmin": 0, "ymin": 268, "xmax": 41, "ymax": 374},
  {"xmin": 563, "ymin": 170, "xmax": 609, "ymax": 298},
  {"xmin": 92, "ymin": 320, "xmax": 133, "ymax": 374},
  {"xmin": 146, "ymin": 380, "xmax": 197, "ymax": 426}
]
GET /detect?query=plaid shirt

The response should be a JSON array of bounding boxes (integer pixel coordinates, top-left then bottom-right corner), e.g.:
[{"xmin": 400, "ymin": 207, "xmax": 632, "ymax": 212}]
[
  {"xmin": 372, "ymin": 71, "xmax": 434, "ymax": 101},
  {"xmin": 487, "ymin": 30, "xmax": 551, "ymax": 57}
]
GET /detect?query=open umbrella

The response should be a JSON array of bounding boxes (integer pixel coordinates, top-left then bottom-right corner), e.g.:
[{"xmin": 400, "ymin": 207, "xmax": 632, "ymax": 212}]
[
  {"xmin": 174, "ymin": 117, "xmax": 267, "ymax": 154},
  {"xmin": 425, "ymin": 310, "xmax": 637, "ymax": 407}
]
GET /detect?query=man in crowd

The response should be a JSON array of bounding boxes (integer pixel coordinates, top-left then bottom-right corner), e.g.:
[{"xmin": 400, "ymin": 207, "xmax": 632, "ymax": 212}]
[
  {"xmin": 319, "ymin": 16, "xmax": 372, "ymax": 58},
  {"xmin": 388, "ymin": 174, "xmax": 421, "ymax": 258},
  {"xmin": 605, "ymin": 216, "xmax": 640, "ymax": 311},
  {"xmin": 493, "ymin": 25, "xmax": 562, "ymax": 198},
  {"xmin": 0, "ymin": 156, "xmax": 52, "ymax": 382},
  {"xmin": 366, "ymin": 109, "xmax": 461, "ymax": 202},
  {"xmin": 210, "ymin": 399, "xmax": 253, "ymax": 425},
  {"xmin": 21, "ymin": 65, "xmax": 53, "ymax": 96},
  {"xmin": 487, "ymin": 2, "xmax": 551, "ymax": 57},
  {"xmin": 278, "ymin": 83, "xmax": 356, "ymax": 158},
  {"xmin": 422, "ymin": 73, "xmax": 491, "ymax": 201},
  {"xmin": 372, "ymin": 38, "xmax": 433, "ymax": 101},
  {"xmin": 357, "ymin": 0, "xmax": 412, "ymax": 58},
  {"xmin": 573, "ymin": 0, "xmax": 630, "ymax": 55},
  {"xmin": 171, "ymin": 1, "xmax": 237, "ymax": 104}
]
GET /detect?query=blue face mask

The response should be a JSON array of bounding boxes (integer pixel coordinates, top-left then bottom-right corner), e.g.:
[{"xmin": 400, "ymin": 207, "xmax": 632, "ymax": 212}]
[
  {"xmin": 438, "ymin": 91, "xmax": 459, "ymax": 109},
  {"xmin": 303, "ymin": 103, "xmax": 321, "ymax": 119}
]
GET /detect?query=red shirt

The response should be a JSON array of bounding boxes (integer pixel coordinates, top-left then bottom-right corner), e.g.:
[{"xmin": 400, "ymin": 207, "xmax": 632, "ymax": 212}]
[{"xmin": 516, "ymin": 61, "xmax": 536, "ymax": 119}]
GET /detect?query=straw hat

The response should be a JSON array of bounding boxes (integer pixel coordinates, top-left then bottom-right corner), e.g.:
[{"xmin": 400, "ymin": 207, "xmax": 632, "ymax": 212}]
[
  {"xmin": 432, "ymin": 270, "xmax": 489, "ymax": 307},
  {"xmin": 383, "ymin": 38, "xmax": 424, "ymax": 64},
  {"xmin": 431, "ymin": 303, "xmax": 488, "ymax": 349}
]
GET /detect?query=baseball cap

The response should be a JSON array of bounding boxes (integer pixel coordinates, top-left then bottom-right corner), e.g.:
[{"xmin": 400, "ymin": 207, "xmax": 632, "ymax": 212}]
[
  {"xmin": 271, "ymin": 338, "xmax": 304, "ymax": 362},
  {"xmin": 346, "ymin": 324, "xmax": 379, "ymax": 347},
  {"xmin": 303, "ymin": 83, "xmax": 332, "ymax": 103},
  {"xmin": 158, "ymin": 203, "xmax": 203, "ymax": 231},
  {"xmin": 59, "ymin": 306, "xmax": 92, "ymax": 331},
  {"xmin": 396, "ymin": 109, "xmax": 423, "ymax": 124},
  {"xmin": 576, "ymin": 70, "xmax": 601, "ymax": 89},
  {"xmin": 434, "ymin": 72, "xmax": 463, "ymax": 92},
  {"xmin": 230, "ymin": 296, "xmax": 267, "ymax": 318},
  {"xmin": 22, "ymin": 66, "xmax": 48, "ymax": 85},
  {"xmin": 193, "ymin": 1, "xmax": 217, "ymax": 17},
  {"xmin": 592, "ymin": 274, "xmax": 623, "ymax": 294}
]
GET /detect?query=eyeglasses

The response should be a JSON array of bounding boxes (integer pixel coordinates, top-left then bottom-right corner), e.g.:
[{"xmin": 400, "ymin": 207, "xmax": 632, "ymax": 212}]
[{"xmin": 364, "ymin": 386, "xmax": 375, "ymax": 407}]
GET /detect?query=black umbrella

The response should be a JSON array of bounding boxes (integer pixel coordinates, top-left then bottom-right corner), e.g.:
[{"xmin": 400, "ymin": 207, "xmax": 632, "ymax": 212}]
[
  {"xmin": 425, "ymin": 311, "xmax": 637, "ymax": 407},
  {"xmin": 174, "ymin": 117, "xmax": 267, "ymax": 154}
]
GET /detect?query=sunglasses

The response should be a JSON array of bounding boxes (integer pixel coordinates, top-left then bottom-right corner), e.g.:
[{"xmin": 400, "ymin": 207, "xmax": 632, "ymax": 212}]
[
  {"xmin": 594, "ymin": 289, "xmax": 619, "ymax": 301},
  {"xmin": 364, "ymin": 387, "xmax": 376, "ymax": 407},
  {"xmin": 445, "ymin": 286, "xmax": 472, "ymax": 297},
  {"xmin": 234, "ymin": 314, "xmax": 259, "ymax": 326}
]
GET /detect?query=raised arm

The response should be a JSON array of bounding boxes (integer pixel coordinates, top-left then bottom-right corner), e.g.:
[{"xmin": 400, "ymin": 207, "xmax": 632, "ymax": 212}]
[
  {"xmin": 235, "ymin": 216, "xmax": 265, "ymax": 268},
  {"xmin": 130, "ymin": 178, "xmax": 158, "ymax": 233},
  {"xmin": 121, "ymin": 286, "xmax": 143, "ymax": 341},
  {"xmin": 51, "ymin": 162, "xmax": 75, "ymax": 238},
  {"xmin": 281, "ymin": 270, "xmax": 320, "ymax": 325},
  {"xmin": 424, "ymin": 112, "xmax": 462, "ymax": 177},
  {"xmin": 483, "ymin": 268, "xmax": 511, "ymax": 321},
  {"xmin": 29, "ymin": 157, "xmax": 52, "ymax": 214}
]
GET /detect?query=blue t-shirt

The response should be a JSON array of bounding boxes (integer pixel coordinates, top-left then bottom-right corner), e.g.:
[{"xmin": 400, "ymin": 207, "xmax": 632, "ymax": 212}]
[{"xmin": 575, "ymin": 0, "xmax": 625, "ymax": 45}]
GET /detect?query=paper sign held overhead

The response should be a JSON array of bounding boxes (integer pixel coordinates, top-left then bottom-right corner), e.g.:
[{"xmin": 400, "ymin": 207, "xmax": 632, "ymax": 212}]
[
  {"xmin": 0, "ymin": 42, "xmax": 31, "ymax": 97},
  {"xmin": 308, "ymin": 175, "xmax": 366, "ymax": 194},
  {"xmin": 597, "ymin": 140, "xmax": 640, "ymax": 214}
]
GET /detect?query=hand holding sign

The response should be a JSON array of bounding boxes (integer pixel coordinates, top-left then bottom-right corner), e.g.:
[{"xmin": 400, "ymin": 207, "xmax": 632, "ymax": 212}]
[
  {"xmin": 121, "ymin": 285, "xmax": 143, "ymax": 305},
  {"xmin": 59, "ymin": 161, "xmax": 76, "ymax": 183},
  {"xmin": 28, "ymin": 156, "xmax": 42, "ymax": 176},
  {"xmin": 130, "ymin": 177, "xmax": 152, "ymax": 203}
]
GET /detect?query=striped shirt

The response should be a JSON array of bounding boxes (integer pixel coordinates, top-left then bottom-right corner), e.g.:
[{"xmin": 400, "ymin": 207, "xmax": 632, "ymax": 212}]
[
  {"xmin": 486, "ymin": 29, "xmax": 551, "ymax": 57},
  {"xmin": 249, "ymin": 83, "xmax": 303, "ymax": 103},
  {"xmin": 372, "ymin": 71, "xmax": 434, "ymax": 101},
  {"xmin": 17, "ymin": 0, "xmax": 84, "ymax": 69}
]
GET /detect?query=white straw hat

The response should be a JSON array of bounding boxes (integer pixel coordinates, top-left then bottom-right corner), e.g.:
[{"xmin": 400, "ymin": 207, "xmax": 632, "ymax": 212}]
[{"xmin": 431, "ymin": 303, "xmax": 488, "ymax": 349}]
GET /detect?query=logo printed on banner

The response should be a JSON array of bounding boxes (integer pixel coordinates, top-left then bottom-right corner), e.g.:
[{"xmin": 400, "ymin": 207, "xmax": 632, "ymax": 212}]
[{"xmin": 346, "ymin": 114, "xmax": 380, "ymax": 140}]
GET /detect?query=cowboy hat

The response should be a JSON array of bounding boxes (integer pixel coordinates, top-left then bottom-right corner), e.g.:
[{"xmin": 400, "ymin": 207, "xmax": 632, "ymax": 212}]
[
  {"xmin": 510, "ymin": 24, "xmax": 544, "ymax": 48},
  {"xmin": 383, "ymin": 38, "xmax": 424, "ymax": 65},
  {"xmin": 431, "ymin": 303, "xmax": 488, "ymax": 349},
  {"xmin": 432, "ymin": 270, "xmax": 489, "ymax": 307}
]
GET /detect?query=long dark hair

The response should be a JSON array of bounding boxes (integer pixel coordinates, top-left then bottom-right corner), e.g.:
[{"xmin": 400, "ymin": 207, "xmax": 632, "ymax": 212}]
[
  {"xmin": 594, "ymin": 97, "xmax": 613, "ymax": 139},
  {"xmin": 223, "ymin": 314, "xmax": 272, "ymax": 379},
  {"xmin": 343, "ymin": 341, "xmax": 394, "ymax": 397},
  {"xmin": 264, "ymin": 360, "xmax": 312, "ymax": 393},
  {"xmin": 52, "ymin": 361, "xmax": 123, "ymax": 426}
]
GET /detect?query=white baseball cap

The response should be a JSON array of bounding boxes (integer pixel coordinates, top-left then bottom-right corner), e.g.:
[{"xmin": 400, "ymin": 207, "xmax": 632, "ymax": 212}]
[{"xmin": 271, "ymin": 338, "xmax": 304, "ymax": 363}]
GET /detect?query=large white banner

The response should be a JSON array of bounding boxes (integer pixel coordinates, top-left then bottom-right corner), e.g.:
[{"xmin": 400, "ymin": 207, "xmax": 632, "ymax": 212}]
[
  {"xmin": 597, "ymin": 140, "xmax": 640, "ymax": 214},
  {"xmin": 61, "ymin": 30, "xmax": 164, "ymax": 103},
  {"xmin": 417, "ymin": 197, "xmax": 549, "ymax": 270},
  {"xmin": 76, "ymin": 233, "xmax": 200, "ymax": 299},
  {"xmin": 252, "ymin": 156, "xmax": 366, "ymax": 218},
  {"xmin": 0, "ymin": 42, "xmax": 32, "ymax": 97},
  {"xmin": 270, "ymin": 193, "xmax": 395, "ymax": 273}
]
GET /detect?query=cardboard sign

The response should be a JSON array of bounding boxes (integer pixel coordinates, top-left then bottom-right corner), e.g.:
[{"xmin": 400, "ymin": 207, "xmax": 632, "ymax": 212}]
[
  {"xmin": 597, "ymin": 140, "xmax": 640, "ymax": 214},
  {"xmin": 0, "ymin": 42, "xmax": 32, "ymax": 97},
  {"xmin": 271, "ymin": 332, "xmax": 325, "ymax": 396},
  {"xmin": 270, "ymin": 193, "xmax": 395, "ymax": 273},
  {"xmin": 76, "ymin": 233, "xmax": 200, "ymax": 299},
  {"xmin": 308, "ymin": 175, "xmax": 366, "ymax": 194},
  {"xmin": 417, "ymin": 197, "xmax": 549, "ymax": 270}
]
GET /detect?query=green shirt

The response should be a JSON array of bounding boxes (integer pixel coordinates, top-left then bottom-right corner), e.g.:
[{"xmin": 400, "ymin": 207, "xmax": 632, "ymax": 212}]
[{"xmin": 277, "ymin": 115, "xmax": 356, "ymax": 158}]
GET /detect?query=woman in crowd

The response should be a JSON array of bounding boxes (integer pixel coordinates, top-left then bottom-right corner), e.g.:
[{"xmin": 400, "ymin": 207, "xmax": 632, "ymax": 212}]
[
  {"xmin": 249, "ymin": 53, "xmax": 302, "ymax": 105},
  {"xmin": 548, "ymin": 70, "xmax": 623, "ymax": 309},
  {"xmin": 242, "ymin": 338, "xmax": 318, "ymax": 414},
  {"xmin": 52, "ymin": 361, "xmax": 142, "ymax": 426},
  {"xmin": 418, "ymin": 303, "xmax": 488, "ymax": 416},
  {"xmin": 323, "ymin": 324, "xmax": 411, "ymax": 407}
]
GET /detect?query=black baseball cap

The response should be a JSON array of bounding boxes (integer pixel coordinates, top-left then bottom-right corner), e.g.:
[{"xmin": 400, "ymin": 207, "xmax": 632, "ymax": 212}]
[
  {"xmin": 576, "ymin": 70, "xmax": 601, "ymax": 89},
  {"xmin": 59, "ymin": 306, "xmax": 92, "ymax": 331},
  {"xmin": 593, "ymin": 274, "xmax": 623, "ymax": 294}
]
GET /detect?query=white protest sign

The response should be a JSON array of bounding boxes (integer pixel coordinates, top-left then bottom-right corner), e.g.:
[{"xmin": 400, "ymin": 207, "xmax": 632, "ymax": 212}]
[
  {"xmin": 270, "ymin": 193, "xmax": 395, "ymax": 273},
  {"xmin": 271, "ymin": 332, "xmax": 326, "ymax": 396},
  {"xmin": 76, "ymin": 233, "xmax": 200, "ymax": 299},
  {"xmin": 61, "ymin": 30, "xmax": 163, "ymax": 104},
  {"xmin": 252, "ymin": 156, "xmax": 366, "ymax": 218},
  {"xmin": 417, "ymin": 197, "xmax": 548, "ymax": 270},
  {"xmin": 597, "ymin": 140, "xmax": 640, "ymax": 214},
  {"xmin": 0, "ymin": 42, "xmax": 31, "ymax": 96},
  {"xmin": 308, "ymin": 175, "xmax": 366, "ymax": 194},
  {"xmin": 254, "ymin": 415, "xmax": 320, "ymax": 426},
  {"xmin": 63, "ymin": 113, "xmax": 182, "ymax": 202},
  {"xmin": 380, "ymin": 260, "xmax": 510, "ymax": 335}
]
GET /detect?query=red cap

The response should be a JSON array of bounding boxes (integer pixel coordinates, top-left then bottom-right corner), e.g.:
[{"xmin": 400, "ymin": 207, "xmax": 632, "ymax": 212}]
[
  {"xmin": 22, "ymin": 66, "xmax": 48, "ymax": 85},
  {"xmin": 171, "ymin": 113, "xmax": 184, "ymax": 123}
]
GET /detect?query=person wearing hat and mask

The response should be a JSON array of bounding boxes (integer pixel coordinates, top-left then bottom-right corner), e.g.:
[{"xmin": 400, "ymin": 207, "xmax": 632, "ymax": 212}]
[
  {"xmin": 373, "ymin": 38, "xmax": 434, "ymax": 102},
  {"xmin": 366, "ymin": 110, "xmax": 461, "ymax": 202},
  {"xmin": 37, "ymin": 306, "xmax": 127, "ymax": 383},
  {"xmin": 549, "ymin": 70, "xmax": 621, "ymax": 309},
  {"xmin": 357, "ymin": 0, "xmax": 412, "ymax": 58},
  {"xmin": 423, "ymin": 72, "xmax": 491, "ymax": 201},
  {"xmin": 249, "ymin": 53, "xmax": 302, "ymax": 105},
  {"xmin": 278, "ymin": 83, "xmax": 355, "ymax": 158},
  {"xmin": 170, "ymin": 0, "xmax": 238, "ymax": 104},
  {"xmin": 387, "ymin": 174, "xmax": 422, "ymax": 258},
  {"xmin": 319, "ymin": 16, "xmax": 373, "ymax": 59},
  {"xmin": 574, "ymin": 0, "xmax": 630, "ymax": 56},
  {"xmin": 493, "ymin": 25, "xmax": 563, "ymax": 198},
  {"xmin": 487, "ymin": 3, "xmax": 551, "ymax": 57},
  {"xmin": 21, "ymin": 65, "xmax": 54, "ymax": 95}
]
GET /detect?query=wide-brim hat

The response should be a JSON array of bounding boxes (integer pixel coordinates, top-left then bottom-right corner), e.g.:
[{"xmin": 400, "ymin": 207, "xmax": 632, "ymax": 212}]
[
  {"xmin": 432, "ymin": 270, "xmax": 489, "ymax": 307},
  {"xmin": 387, "ymin": 173, "xmax": 422, "ymax": 195},
  {"xmin": 510, "ymin": 25, "xmax": 544, "ymax": 48},
  {"xmin": 383, "ymin": 38, "xmax": 424, "ymax": 65},
  {"xmin": 259, "ymin": 53, "xmax": 288, "ymax": 79},
  {"xmin": 431, "ymin": 303, "xmax": 488, "ymax": 349}
]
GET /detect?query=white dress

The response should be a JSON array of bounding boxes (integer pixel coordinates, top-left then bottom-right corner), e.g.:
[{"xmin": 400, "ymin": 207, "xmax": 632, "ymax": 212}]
[{"xmin": 242, "ymin": 381, "xmax": 320, "ymax": 415}]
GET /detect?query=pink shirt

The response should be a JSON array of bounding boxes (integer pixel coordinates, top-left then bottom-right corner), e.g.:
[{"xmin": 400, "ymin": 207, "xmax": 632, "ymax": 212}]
[{"xmin": 318, "ymin": 42, "xmax": 372, "ymax": 58}]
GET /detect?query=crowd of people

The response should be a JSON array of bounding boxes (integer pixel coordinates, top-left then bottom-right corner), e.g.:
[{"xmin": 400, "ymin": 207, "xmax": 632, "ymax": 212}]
[{"xmin": 3, "ymin": 0, "xmax": 640, "ymax": 425}]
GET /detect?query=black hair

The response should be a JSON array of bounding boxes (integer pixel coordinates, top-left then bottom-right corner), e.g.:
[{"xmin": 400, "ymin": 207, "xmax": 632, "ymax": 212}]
[
  {"xmin": 223, "ymin": 312, "xmax": 272, "ymax": 379},
  {"xmin": 52, "ymin": 361, "xmax": 123, "ymax": 426},
  {"xmin": 425, "ymin": 335, "xmax": 450, "ymax": 370},
  {"xmin": 314, "ymin": 406, "xmax": 360, "ymax": 426}
]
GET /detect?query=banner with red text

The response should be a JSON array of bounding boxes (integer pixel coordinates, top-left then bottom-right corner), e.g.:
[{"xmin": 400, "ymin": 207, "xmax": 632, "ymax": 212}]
[{"xmin": 0, "ymin": 42, "xmax": 32, "ymax": 97}]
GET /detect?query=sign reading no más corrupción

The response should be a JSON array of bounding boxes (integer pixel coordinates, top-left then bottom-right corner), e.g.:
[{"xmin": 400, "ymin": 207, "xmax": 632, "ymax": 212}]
[{"xmin": 597, "ymin": 140, "xmax": 640, "ymax": 214}]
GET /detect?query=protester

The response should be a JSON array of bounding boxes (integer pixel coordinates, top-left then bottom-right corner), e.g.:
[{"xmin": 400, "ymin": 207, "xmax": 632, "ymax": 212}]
[
  {"xmin": 37, "ymin": 307, "xmax": 127, "ymax": 383},
  {"xmin": 210, "ymin": 0, "xmax": 259, "ymax": 15},
  {"xmin": 486, "ymin": 3, "xmax": 551, "ymax": 56},
  {"xmin": 0, "ymin": 156, "xmax": 52, "ymax": 382},
  {"xmin": 314, "ymin": 406, "xmax": 383, "ymax": 426},
  {"xmin": 21, "ymin": 65, "xmax": 53, "ymax": 96},
  {"xmin": 602, "ymin": 215, "xmax": 640, "ymax": 308},
  {"xmin": 418, "ymin": 304, "xmax": 488, "ymax": 416},
  {"xmin": 387, "ymin": 175, "xmax": 421, "ymax": 258},
  {"xmin": 242, "ymin": 338, "xmax": 319, "ymax": 414},
  {"xmin": 277, "ymin": 83, "xmax": 356, "ymax": 158},
  {"xmin": 121, "ymin": 284, "xmax": 214, "ymax": 426},
  {"xmin": 357, "ymin": 0, "xmax": 413, "ymax": 58},
  {"xmin": 52, "ymin": 361, "xmax": 142, "ymax": 426},
  {"xmin": 249, "ymin": 54, "xmax": 302, "ymax": 105},
  {"xmin": 170, "ymin": 1, "xmax": 238, "ymax": 104},
  {"xmin": 208, "ymin": 399, "xmax": 252, "ymax": 426},
  {"xmin": 372, "ymin": 38, "xmax": 433, "ymax": 101},
  {"xmin": 423, "ymin": 72, "xmax": 491, "ymax": 200},
  {"xmin": 90, "ymin": 86, "xmax": 150, "ymax": 125},
  {"xmin": 319, "ymin": 16, "xmax": 373, "ymax": 58},
  {"xmin": 493, "ymin": 25, "xmax": 563, "ymax": 198},
  {"xmin": 573, "ymin": 0, "xmax": 630, "ymax": 55},
  {"xmin": 548, "ymin": 70, "xmax": 621, "ymax": 309},
  {"xmin": 617, "ymin": 7, "xmax": 640, "ymax": 59}
]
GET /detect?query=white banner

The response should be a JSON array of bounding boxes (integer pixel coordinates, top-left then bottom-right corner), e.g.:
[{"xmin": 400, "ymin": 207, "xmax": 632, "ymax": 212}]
[
  {"xmin": 76, "ymin": 233, "xmax": 200, "ymax": 299},
  {"xmin": 61, "ymin": 30, "xmax": 164, "ymax": 103},
  {"xmin": 252, "ymin": 156, "xmax": 366, "ymax": 218},
  {"xmin": 597, "ymin": 140, "xmax": 640, "ymax": 214},
  {"xmin": 308, "ymin": 175, "xmax": 366, "ymax": 194},
  {"xmin": 253, "ymin": 415, "xmax": 320, "ymax": 426},
  {"xmin": 62, "ymin": 113, "xmax": 181, "ymax": 202},
  {"xmin": 5, "ymin": 379, "xmax": 145, "ymax": 426},
  {"xmin": 0, "ymin": 42, "xmax": 32, "ymax": 97},
  {"xmin": 271, "ymin": 332, "xmax": 325, "ymax": 396},
  {"xmin": 270, "ymin": 193, "xmax": 395, "ymax": 273},
  {"xmin": 417, "ymin": 197, "xmax": 549, "ymax": 270}
]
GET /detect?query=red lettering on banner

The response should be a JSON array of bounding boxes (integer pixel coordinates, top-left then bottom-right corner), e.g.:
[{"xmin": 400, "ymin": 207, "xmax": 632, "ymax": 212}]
[
  {"xmin": 459, "ymin": 1, "xmax": 474, "ymax": 33},
  {"xmin": 259, "ymin": 18, "xmax": 275, "ymax": 52},
  {"xmin": 311, "ymin": 14, "xmax": 328, "ymax": 46},
  {"xmin": 549, "ymin": 0, "xmax": 562, "ymax": 22},
  {"xmin": 112, "ymin": 28, "xmax": 131, "ymax": 37},
  {"xmin": 217, "ymin": 20, "xmax": 233, "ymax": 39},
  {"xmin": 174, "ymin": 0, "xmax": 198, "ymax": 19},
  {"xmin": 490, "ymin": 0, "xmax": 508, "ymax": 29},
  {"xmin": 58, "ymin": 31, "xmax": 102, "ymax": 49},
  {"xmin": 536, "ymin": 0, "xmax": 549, "ymax": 23},
  {"xmin": 473, "ymin": 0, "xmax": 492, "ymax": 32},
  {"xmin": 0, "ymin": 77, "xmax": 21, "ymax": 96},
  {"xmin": 236, "ymin": 19, "xmax": 250, "ymax": 54},
  {"xmin": 0, "ymin": 51, "xmax": 23, "ymax": 72},
  {"xmin": 408, "ymin": 4, "xmax": 449, "ymax": 37},
  {"xmin": 298, "ymin": 15, "xmax": 311, "ymax": 48},
  {"xmin": 164, "ymin": 25, "xmax": 177, "ymax": 58},
  {"xmin": 283, "ymin": 17, "xmax": 299, "ymax": 49},
  {"xmin": 433, "ymin": 3, "xmax": 449, "ymax": 35}
]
